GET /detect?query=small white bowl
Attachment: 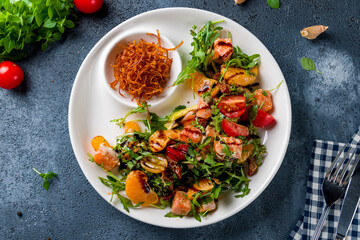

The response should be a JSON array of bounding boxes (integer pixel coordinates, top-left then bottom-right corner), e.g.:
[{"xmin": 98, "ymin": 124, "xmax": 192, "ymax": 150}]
[{"xmin": 100, "ymin": 30, "xmax": 182, "ymax": 107}]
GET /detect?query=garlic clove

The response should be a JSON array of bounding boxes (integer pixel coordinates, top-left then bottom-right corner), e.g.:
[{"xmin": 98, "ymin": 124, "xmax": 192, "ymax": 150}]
[
  {"xmin": 234, "ymin": 0, "xmax": 247, "ymax": 4},
  {"xmin": 300, "ymin": 25, "xmax": 329, "ymax": 40}
]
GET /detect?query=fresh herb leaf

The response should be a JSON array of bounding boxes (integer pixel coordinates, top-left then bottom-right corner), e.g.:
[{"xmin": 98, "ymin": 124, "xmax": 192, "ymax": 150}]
[
  {"xmin": 301, "ymin": 57, "xmax": 322, "ymax": 74},
  {"xmin": 170, "ymin": 105, "xmax": 187, "ymax": 115},
  {"xmin": 220, "ymin": 46, "xmax": 260, "ymax": 82},
  {"xmin": 140, "ymin": 105, "xmax": 186, "ymax": 133},
  {"xmin": 33, "ymin": 168, "xmax": 58, "ymax": 190},
  {"xmin": 235, "ymin": 182, "xmax": 251, "ymax": 198},
  {"xmin": 112, "ymin": 102, "xmax": 150, "ymax": 127},
  {"xmin": 248, "ymin": 105, "xmax": 259, "ymax": 121},
  {"xmin": 0, "ymin": 0, "xmax": 76, "ymax": 60},
  {"xmin": 267, "ymin": 0, "xmax": 280, "ymax": 9},
  {"xmin": 164, "ymin": 212, "xmax": 183, "ymax": 218},
  {"xmin": 221, "ymin": 143, "xmax": 233, "ymax": 158}
]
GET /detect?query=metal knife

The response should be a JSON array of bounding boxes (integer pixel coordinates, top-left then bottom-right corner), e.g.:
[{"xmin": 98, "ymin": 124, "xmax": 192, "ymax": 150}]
[{"xmin": 335, "ymin": 153, "xmax": 360, "ymax": 240}]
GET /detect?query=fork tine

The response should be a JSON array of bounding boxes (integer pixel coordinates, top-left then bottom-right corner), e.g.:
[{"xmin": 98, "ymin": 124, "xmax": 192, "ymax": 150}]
[
  {"xmin": 331, "ymin": 147, "xmax": 352, "ymax": 181},
  {"xmin": 337, "ymin": 149, "xmax": 356, "ymax": 184},
  {"xmin": 325, "ymin": 144, "xmax": 347, "ymax": 178},
  {"xmin": 341, "ymin": 153, "xmax": 360, "ymax": 186}
]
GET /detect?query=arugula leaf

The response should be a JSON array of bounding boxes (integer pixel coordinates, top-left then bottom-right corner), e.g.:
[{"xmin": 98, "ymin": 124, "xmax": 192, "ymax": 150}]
[
  {"xmin": 164, "ymin": 212, "xmax": 183, "ymax": 218},
  {"xmin": 301, "ymin": 57, "xmax": 322, "ymax": 74},
  {"xmin": 33, "ymin": 168, "xmax": 58, "ymax": 190},
  {"xmin": 248, "ymin": 105, "xmax": 259, "ymax": 121},
  {"xmin": 235, "ymin": 183, "xmax": 251, "ymax": 198},
  {"xmin": 112, "ymin": 102, "xmax": 150, "ymax": 127},
  {"xmin": 223, "ymin": 47, "xmax": 260, "ymax": 70},
  {"xmin": 267, "ymin": 0, "xmax": 280, "ymax": 9},
  {"xmin": 173, "ymin": 20, "xmax": 224, "ymax": 86},
  {"xmin": 170, "ymin": 105, "xmax": 187, "ymax": 115},
  {"xmin": 114, "ymin": 192, "xmax": 139, "ymax": 213},
  {"xmin": 140, "ymin": 105, "xmax": 186, "ymax": 133},
  {"xmin": 0, "ymin": 0, "xmax": 76, "ymax": 60},
  {"xmin": 221, "ymin": 143, "xmax": 233, "ymax": 158}
]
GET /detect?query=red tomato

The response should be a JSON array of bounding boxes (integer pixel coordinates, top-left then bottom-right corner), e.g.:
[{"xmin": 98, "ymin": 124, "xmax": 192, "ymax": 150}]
[
  {"xmin": 0, "ymin": 61, "xmax": 24, "ymax": 89},
  {"xmin": 166, "ymin": 144, "xmax": 189, "ymax": 162},
  {"xmin": 74, "ymin": 0, "xmax": 103, "ymax": 14},
  {"xmin": 222, "ymin": 119, "xmax": 249, "ymax": 137},
  {"xmin": 252, "ymin": 109, "xmax": 275, "ymax": 128},
  {"xmin": 217, "ymin": 95, "xmax": 246, "ymax": 118}
]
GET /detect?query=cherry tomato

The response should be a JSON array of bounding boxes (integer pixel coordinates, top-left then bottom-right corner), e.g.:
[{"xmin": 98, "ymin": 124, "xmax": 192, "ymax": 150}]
[
  {"xmin": 222, "ymin": 119, "xmax": 249, "ymax": 137},
  {"xmin": 252, "ymin": 109, "xmax": 275, "ymax": 128},
  {"xmin": 217, "ymin": 95, "xmax": 246, "ymax": 118},
  {"xmin": 0, "ymin": 61, "xmax": 24, "ymax": 89},
  {"xmin": 166, "ymin": 144, "xmax": 189, "ymax": 162},
  {"xmin": 74, "ymin": 0, "xmax": 103, "ymax": 14}
]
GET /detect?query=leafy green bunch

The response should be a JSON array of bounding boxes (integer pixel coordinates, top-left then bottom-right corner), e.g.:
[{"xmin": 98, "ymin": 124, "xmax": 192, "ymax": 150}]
[
  {"xmin": 173, "ymin": 20, "xmax": 223, "ymax": 86},
  {"xmin": 0, "ymin": 0, "xmax": 76, "ymax": 60}
]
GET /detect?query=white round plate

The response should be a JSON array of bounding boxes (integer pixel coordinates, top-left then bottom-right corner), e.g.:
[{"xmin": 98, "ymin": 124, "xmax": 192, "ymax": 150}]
[{"xmin": 68, "ymin": 7, "xmax": 292, "ymax": 228}]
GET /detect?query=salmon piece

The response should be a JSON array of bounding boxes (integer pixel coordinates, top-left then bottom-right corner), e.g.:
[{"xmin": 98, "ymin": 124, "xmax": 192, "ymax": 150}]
[
  {"xmin": 205, "ymin": 125, "xmax": 216, "ymax": 138},
  {"xmin": 214, "ymin": 137, "xmax": 242, "ymax": 159},
  {"xmin": 192, "ymin": 71, "xmax": 220, "ymax": 97},
  {"xmin": 198, "ymin": 200, "xmax": 216, "ymax": 213},
  {"xmin": 213, "ymin": 38, "xmax": 233, "ymax": 63},
  {"xmin": 254, "ymin": 89, "xmax": 273, "ymax": 112},
  {"xmin": 180, "ymin": 110, "xmax": 196, "ymax": 126},
  {"xmin": 93, "ymin": 143, "xmax": 119, "ymax": 171},
  {"xmin": 171, "ymin": 191, "xmax": 192, "ymax": 216},
  {"xmin": 221, "ymin": 65, "xmax": 258, "ymax": 86},
  {"xmin": 196, "ymin": 98, "xmax": 212, "ymax": 120},
  {"xmin": 180, "ymin": 125, "xmax": 202, "ymax": 144}
]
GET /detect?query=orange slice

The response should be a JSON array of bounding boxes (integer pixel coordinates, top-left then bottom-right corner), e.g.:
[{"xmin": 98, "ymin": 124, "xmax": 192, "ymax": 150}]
[
  {"xmin": 91, "ymin": 135, "xmax": 110, "ymax": 151},
  {"xmin": 124, "ymin": 121, "xmax": 140, "ymax": 133},
  {"xmin": 125, "ymin": 170, "xmax": 158, "ymax": 206}
]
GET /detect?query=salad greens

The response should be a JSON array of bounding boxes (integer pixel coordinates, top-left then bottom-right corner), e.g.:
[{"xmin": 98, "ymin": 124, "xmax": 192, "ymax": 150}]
[{"xmin": 0, "ymin": 0, "xmax": 76, "ymax": 60}]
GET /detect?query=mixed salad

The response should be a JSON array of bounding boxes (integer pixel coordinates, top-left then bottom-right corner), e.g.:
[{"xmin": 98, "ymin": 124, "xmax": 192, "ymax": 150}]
[{"xmin": 88, "ymin": 21, "xmax": 278, "ymax": 221}]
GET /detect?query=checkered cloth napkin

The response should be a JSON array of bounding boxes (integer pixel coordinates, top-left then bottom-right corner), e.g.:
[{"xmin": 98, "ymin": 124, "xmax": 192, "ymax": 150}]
[{"xmin": 289, "ymin": 126, "xmax": 360, "ymax": 240}]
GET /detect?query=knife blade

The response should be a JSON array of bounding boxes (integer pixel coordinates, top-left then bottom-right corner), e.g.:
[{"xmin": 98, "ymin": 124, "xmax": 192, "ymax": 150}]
[{"xmin": 335, "ymin": 152, "xmax": 360, "ymax": 240}]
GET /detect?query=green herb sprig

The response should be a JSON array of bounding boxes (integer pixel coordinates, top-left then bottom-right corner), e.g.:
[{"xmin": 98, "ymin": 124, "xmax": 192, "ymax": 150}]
[
  {"xmin": 111, "ymin": 102, "xmax": 150, "ymax": 127},
  {"xmin": 33, "ymin": 168, "xmax": 58, "ymax": 190}
]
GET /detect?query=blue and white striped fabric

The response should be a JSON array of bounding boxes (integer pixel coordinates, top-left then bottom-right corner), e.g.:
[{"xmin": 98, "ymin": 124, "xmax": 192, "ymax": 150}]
[{"xmin": 289, "ymin": 126, "xmax": 360, "ymax": 240}]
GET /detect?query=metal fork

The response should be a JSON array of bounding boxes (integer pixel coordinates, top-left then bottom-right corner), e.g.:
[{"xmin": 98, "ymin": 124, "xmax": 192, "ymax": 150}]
[{"xmin": 311, "ymin": 144, "xmax": 359, "ymax": 240}]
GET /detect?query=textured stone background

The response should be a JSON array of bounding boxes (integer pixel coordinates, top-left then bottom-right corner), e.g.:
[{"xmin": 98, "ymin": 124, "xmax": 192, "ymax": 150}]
[{"xmin": 1, "ymin": 1, "xmax": 359, "ymax": 239}]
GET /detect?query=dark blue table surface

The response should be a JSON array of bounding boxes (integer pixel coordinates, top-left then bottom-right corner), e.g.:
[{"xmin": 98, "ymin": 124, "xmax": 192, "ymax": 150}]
[{"xmin": 1, "ymin": 1, "xmax": 359, "ymax": 239}]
